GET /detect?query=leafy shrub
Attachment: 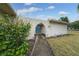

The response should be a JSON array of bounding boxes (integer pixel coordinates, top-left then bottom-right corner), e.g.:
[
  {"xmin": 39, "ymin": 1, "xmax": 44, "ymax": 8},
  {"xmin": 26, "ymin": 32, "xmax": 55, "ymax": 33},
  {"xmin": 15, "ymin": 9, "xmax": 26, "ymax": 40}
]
[
  {"xmin": 0, "ymin": 15, "xmax": 31, "ymax": 56},
  {"xmin": 69, "ymin": 20, "xmax": 79, "ymax": 30}
]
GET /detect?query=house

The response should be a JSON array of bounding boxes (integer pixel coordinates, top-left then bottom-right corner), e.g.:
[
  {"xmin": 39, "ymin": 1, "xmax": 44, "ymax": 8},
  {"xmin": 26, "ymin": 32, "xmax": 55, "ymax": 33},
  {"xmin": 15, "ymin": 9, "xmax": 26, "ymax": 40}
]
[
  {"xmin": 19, "ymin": 17, "xmax": 68, "ymax": 39},
  {"xmin": 0, "ymin": 3, "xmax": 68, "ymax": 40},
  {"xmin": 0, "ymin": 3, "xmax": 16, "ymax": 19}
]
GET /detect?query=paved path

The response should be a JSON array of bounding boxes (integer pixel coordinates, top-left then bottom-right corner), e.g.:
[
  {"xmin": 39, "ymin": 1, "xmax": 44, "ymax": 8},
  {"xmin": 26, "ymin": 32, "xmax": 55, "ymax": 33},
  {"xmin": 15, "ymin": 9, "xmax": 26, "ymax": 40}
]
[{"xmin": 31, "ymin": 35, "xmax": 53, "ymax": 56}]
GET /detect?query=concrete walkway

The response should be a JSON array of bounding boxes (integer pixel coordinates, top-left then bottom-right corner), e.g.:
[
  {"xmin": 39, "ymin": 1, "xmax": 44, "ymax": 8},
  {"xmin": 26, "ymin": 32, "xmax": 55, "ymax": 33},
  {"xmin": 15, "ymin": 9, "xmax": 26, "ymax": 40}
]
[{"xmin": 31, "ymin": 35, "xmax": 53, "ymax": 56}]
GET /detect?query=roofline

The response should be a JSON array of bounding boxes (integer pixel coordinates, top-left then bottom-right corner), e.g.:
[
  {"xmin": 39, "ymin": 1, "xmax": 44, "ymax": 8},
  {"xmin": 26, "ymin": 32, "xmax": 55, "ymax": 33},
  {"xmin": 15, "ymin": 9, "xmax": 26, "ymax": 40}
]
[
  {"xmin": 0, "ymin": 3, "xmax": 16, "ymax": 17},
  {"xmin": 48, "ymin": 19, "xmax": 68, "ymax": 25},
  {"xmin": 7, "ymin": 3, "xmax": 16, "ymax": 16}
]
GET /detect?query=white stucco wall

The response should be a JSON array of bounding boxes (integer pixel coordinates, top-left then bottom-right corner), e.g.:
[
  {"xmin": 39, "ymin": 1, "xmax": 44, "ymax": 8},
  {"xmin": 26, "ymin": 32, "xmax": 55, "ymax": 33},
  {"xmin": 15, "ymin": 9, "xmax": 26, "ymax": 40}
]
[
  {"xmin": 27, "ymin": 19, "xmax": 48, "ymax": 39},
  {"xmin": 29, "ymin": 20, "xmax": 67, "ymax": 39},
  {"xmin": 46, "ymin": 23, "xmax": 67, "ymax": 37},
  {"xmin": 20, "ymin": 18, "xmax": 67, "ymax": 39}
]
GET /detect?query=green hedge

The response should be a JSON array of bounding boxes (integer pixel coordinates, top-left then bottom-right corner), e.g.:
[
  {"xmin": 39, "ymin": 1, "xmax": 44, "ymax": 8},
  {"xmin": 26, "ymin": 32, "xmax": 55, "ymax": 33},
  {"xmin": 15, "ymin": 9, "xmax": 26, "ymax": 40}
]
[{"xmin": 0, "ymin": 15, "xmax": 31, "ymax": 56}]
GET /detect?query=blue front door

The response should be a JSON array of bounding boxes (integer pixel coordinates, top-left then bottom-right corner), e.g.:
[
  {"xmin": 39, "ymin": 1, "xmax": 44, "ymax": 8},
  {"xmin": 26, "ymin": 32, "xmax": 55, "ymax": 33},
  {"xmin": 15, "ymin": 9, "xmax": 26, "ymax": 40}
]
[{"xmin": 36, "ymin": 25, "xmax": 41, "ymax": 33}]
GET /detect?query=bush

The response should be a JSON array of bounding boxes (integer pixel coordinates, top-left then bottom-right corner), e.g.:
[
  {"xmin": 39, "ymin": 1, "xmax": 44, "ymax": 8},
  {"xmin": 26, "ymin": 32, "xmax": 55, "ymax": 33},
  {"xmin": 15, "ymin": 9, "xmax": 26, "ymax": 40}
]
[
  {"xmin": 0, "ymin": 15, "xmax": 31, "ymax": 56},
  {"xmin": 69, "ymin": 20, "xmax": 79, "ymax": 30}
]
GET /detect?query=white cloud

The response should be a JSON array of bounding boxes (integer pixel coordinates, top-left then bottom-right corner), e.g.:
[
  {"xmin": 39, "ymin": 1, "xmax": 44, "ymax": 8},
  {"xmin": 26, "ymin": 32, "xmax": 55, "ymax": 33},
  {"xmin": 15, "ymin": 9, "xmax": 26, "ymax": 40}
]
[
  {"xmin": 16, "ymin": 7, "xmax": 43, "ymax": 15},
  {"xmin": 35, "ymin": 15, "xmax": 45, "ymax": 19},
  {"xmin": 47, "ymin": 16, "xmax": 55, "ymax": 19},
  {"xmin": 59, "ymin": 11, "xmax": 69, "ymax": 15},
  {"xmin": 47, "ymin": 6, "xmax": 55, "ymax": 10},
  {"xmin": 24, "ymin": 3, "xmax": 32, "ymax": 5},
  {"xmin": 33, "ymin": 15, "xmax": 55, "ymax": 20}
]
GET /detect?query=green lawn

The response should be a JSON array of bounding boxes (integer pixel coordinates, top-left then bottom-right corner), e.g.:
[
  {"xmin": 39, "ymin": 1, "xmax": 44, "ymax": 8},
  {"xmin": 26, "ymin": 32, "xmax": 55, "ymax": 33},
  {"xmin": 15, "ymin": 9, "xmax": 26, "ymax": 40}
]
[{"xmin": 47, "ymin": 31, "xmax": 79, "ymax": 56}]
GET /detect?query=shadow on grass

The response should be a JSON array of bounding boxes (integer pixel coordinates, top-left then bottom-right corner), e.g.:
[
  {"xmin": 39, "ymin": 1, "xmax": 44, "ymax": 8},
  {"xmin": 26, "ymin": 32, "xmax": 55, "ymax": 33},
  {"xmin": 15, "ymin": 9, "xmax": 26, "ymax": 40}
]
[{"xmin": 46, "ymin": 34, "xmax": 74, "ymax": 39}]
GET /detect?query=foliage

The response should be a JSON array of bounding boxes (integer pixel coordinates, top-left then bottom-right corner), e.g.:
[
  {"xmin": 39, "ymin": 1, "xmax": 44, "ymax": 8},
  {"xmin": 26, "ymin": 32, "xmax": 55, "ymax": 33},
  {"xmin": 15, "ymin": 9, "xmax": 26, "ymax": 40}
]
[
  {"xmin": 68, "ymin": 4, "xmax": 79, "ymax": 30},
  {"xmin": 59, "ymin": 16, "xmax": 69, "ymax": 23},
  {"xmin": 69, "ymin": 20, "xmax": 79, "ymax": 30},
  {"xmin": 77, "ymin": 4, "xmax": 79, "ymax": 13},
  {"xmin": 0, "ymin": 14, "xmax": 31, "ymax": 56}
]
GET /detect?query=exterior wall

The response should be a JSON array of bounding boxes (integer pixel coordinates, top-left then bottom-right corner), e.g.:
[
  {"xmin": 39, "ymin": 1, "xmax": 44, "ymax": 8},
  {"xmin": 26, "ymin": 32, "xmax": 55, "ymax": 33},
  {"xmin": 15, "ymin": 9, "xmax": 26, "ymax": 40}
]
[
  {"xmin": 46, "ymin": 23, "xmax": 67, "ymax": 37},
  {"xmin": 21, "ymin": 18, "xmax": 67, "ymax": 39},
  {"xmin": 18, "ymin": 18, "xmax": 35, "ymax": 39},
  {"xmin": 26, "ymin": 20, "xmax": 48, "ymax": 39}
]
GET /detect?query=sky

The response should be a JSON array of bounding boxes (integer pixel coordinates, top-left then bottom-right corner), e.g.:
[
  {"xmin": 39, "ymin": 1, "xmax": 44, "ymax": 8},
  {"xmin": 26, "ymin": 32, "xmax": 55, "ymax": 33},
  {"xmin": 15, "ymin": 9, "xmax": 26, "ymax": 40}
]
[{"xmin": 10, "ymin": 3, "xmax": 78, "ymax": 22}]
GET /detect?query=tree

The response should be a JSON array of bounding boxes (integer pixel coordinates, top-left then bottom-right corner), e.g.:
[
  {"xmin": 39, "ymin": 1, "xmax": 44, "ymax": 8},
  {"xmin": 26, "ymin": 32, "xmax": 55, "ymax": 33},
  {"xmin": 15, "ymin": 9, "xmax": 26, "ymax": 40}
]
[
  {"xmin": 77, "ymin": 4, "xmax": 79, "ymax": 13},
  {"xmin": 69, "ymin": 21, "xmax": 79, "ymax": 30},
  {"xmin": 68, "ymin": 4, "xmax": 79, "ymax": 30},
  {"xmin": 59, "ymin": 16, "xmax": 69, "ymax": 23}
]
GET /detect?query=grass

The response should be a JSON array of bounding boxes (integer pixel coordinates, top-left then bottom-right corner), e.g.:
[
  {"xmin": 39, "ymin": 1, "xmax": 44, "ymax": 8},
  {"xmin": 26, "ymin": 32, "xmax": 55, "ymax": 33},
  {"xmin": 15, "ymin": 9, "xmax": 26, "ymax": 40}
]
[{"xmin": 47, "ymin": 31, "xmax": 79, "ymax": 56}]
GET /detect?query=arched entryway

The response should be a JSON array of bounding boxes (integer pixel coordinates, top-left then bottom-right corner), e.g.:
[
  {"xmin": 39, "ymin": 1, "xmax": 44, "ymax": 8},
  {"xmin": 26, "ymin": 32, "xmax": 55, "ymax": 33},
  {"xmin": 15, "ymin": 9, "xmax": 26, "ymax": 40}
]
[{"xmin": 35, "ymin": 23, "xmax": 46, "ymax": 37}]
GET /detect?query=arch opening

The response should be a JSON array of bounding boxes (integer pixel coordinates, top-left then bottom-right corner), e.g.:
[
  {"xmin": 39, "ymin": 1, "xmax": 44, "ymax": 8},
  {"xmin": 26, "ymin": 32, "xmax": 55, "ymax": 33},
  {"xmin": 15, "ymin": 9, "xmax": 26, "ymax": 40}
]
[{"xmin": 35, "ymin": 23, "xmax": 46, "ymax": 37}]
